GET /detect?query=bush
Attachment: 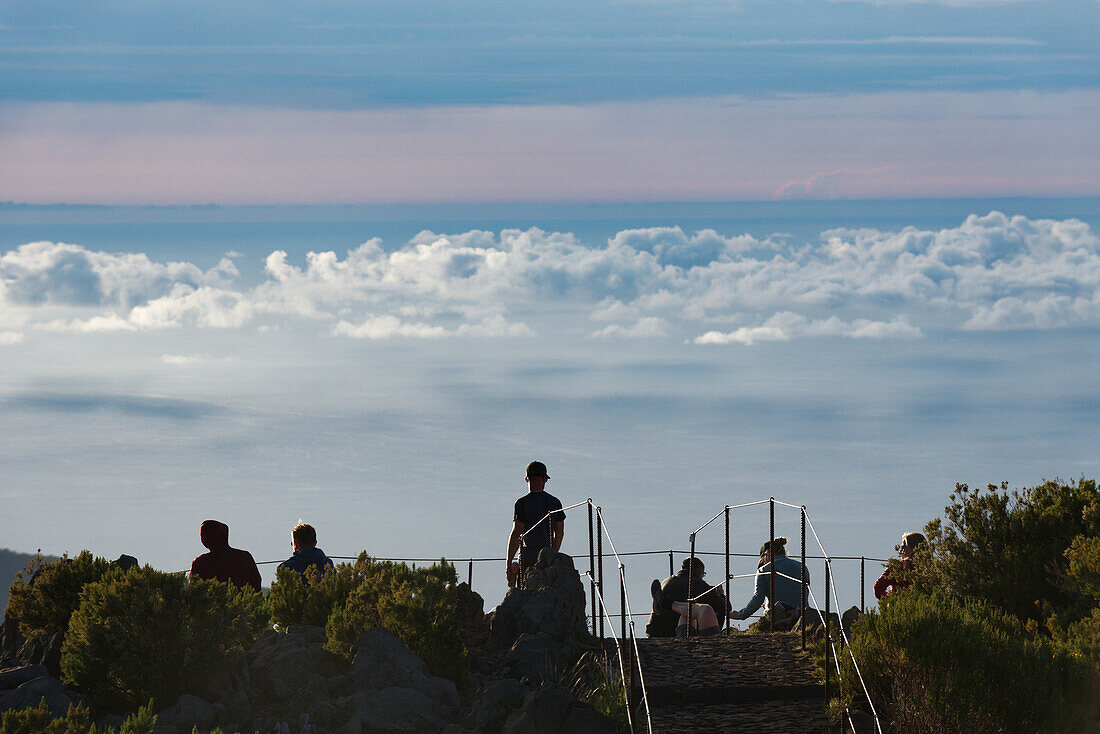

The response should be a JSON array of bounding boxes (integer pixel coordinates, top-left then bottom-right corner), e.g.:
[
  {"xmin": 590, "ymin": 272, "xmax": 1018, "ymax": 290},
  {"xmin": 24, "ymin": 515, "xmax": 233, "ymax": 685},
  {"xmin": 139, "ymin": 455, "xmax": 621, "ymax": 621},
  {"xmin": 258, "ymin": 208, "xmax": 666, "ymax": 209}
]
[
  {"xmin": 61, "ymin": 567, "xmax": 268, "ymax": 712},
  {"xmin": 6, "ymin": 552, "xmax": 113, "ymax": 638},
  {"xmin": 267, "ymin": 561, "xmax": 360, "ymax": 630},
  {"xmin": 921, "ymin": 478, "xmax": 1099, "ymax": 628},
  {"xmin": 0, "ymin": 699, "xmax": 156, "ymax": 734},
  {"xmin": 837, "ymin": 590, "xmax": 1091, "ymax": 734},
  {"xmin": 325, "ymin": 555, "xmax": 468, "ymax": 684}
]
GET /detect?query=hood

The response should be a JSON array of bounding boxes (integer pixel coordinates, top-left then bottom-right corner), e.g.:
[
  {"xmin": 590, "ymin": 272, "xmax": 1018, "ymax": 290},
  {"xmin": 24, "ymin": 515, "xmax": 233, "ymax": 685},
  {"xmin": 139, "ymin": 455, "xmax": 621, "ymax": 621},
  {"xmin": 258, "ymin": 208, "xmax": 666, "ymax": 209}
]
[{"xmin": 200, "ymin": 520, "xmax": 230, "ymax": 551}]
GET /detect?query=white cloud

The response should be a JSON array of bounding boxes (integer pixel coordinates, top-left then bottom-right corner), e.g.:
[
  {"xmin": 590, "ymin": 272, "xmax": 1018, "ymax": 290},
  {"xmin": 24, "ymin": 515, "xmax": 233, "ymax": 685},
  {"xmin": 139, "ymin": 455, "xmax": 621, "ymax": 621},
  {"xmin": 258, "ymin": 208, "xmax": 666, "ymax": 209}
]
[
  {"xmin": 0, "ymin": 331, "xmax": 24, "ymax": 346},
  {"xmin": 774, "ymin": 165, "xmax": 897, "ymax": 200},
  {"xmin": 589, "ymin": 317, "xmax": 669, "ymax": 339},
  {"xmin": 3, "ymin": 212, "xmax": 1099, "ymax": 344},
  {"xmin": 161, "ymin": 354, "xmax": 202, "ymax": 365}
]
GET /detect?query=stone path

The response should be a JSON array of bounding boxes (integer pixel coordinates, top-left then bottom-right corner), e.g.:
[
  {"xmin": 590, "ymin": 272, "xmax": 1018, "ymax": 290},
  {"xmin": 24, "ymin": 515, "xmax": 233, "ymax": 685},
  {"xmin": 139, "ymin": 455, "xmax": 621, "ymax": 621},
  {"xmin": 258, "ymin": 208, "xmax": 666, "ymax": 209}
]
[{"xmin": 631, "ymin": 632, "xmax": 831, "ymax": 733}]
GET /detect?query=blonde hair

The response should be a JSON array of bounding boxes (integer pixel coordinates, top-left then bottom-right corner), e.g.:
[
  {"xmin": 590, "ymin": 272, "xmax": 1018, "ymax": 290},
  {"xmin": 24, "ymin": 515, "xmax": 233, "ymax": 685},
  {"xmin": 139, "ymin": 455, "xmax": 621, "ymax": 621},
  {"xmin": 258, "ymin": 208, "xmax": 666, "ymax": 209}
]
[{"xmin": 901, "ymin": 532, "xmax": 926, "ymax": 552}]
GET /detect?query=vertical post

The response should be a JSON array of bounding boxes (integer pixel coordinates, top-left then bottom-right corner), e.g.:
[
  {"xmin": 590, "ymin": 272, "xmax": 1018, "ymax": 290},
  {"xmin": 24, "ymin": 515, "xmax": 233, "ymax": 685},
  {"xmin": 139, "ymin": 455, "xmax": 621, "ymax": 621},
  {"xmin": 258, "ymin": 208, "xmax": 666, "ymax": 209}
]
[
  {"xmin": 467, "ymin": 559, "xmax": 473, "ymax": 587},
  {"xmin": 769, "ymin": 497, "xmax": 776, "ymax": 632},
  {"xmin": 626, "ymin": 622, "xmax": 636, "ymax": 722},
  {"xmin": 724, "ymin": 505, "xmax": 731, "ymax": 631},
  {"xmin": 687, "ymin": 533, "xmax": 696, "ymax": 633},
  {"xmin": 588, "ymin": 501, "xmax": 596, "ymax": 637},
  {"xmin": 668, "ymin": 550, "xmax": 674, "ymax": 577},
  {"xmin": 860, "ymin": 556, "xmax": 866, "ymax": 613},
  {"xmin": 597, "ymin": 509, "xmax": 605, "ymax": 640},
  {"xmin": 801, "ymin": 506, "xmax": 807, "ymax": 651},
  {"xmin": 620, "ymin": 566, "xmax": 627, "ymax": 643},
  {"xmin": 825, "ymin": 559, "xmax": 832, "ymax": 704}
]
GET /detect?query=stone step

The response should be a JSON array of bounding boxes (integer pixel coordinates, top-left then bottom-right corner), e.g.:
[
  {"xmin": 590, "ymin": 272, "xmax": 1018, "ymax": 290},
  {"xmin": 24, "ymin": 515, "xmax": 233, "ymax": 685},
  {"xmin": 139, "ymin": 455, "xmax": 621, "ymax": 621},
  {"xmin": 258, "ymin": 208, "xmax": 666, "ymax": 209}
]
[{"xmin": 647, "ymin": 700, "xmax": 831, "ymax": 734}]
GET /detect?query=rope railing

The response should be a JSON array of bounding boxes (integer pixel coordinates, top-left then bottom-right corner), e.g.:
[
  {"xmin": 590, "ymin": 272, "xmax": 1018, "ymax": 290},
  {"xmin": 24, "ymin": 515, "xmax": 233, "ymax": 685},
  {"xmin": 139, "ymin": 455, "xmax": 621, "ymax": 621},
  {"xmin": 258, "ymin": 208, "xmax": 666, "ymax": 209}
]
[
  {"xmin": 581, "ymin": 571, "xmax": 637, "ymax": 733},
  {"xmin": 686, "ymin": 498, "xmax": 883, "ymax": 734},
  {"xmin": 594, "ymin": 504, "xmax": 653, "ymax": 734}
]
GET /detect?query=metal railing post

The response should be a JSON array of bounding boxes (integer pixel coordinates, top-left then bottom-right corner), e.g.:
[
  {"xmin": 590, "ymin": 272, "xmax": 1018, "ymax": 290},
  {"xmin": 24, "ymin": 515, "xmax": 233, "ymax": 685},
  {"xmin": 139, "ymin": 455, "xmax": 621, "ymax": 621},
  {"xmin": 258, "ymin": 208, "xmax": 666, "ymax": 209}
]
[
  {"xmin": 620, "ymin": 566, "xmax": 627, "ymax": 642},
  {"xmin": 467, "ymin": 558, "xmax": 473, "ymax": 587},
  {"xmin": 825, "ymin": 559, "xmax": 832, "ymax": 704},
  {"xmin": 724, "ymin": 505, "xmax": 731, "ymax": 631},
  {"xmin": 668, "ymin": 550, "xmax": 674, "ymax": 577},
  {"xmin": 860, "ymin": 556, "xmax": 866, "ymax": 613},
  {"xmin": 597, "ymin": 508, "xmax": 605, "ymax": 640},
  {"xmin": 588, "ymin": 501, "xmax": 596, "ymax": 637},
  {"xmin": 769, "ymin": 497, "xmax": 776, "ymax": 632},
  {"xmin": 801, "ymin": 506, "xmax": 807, "ymax": 651},
  {"xmin": 687, "ymin": 533, "xmax": 696, "ymax": 632},
  {"xmin": 626, "ymin": 621, "xmax": 636, "ymax": 725}
]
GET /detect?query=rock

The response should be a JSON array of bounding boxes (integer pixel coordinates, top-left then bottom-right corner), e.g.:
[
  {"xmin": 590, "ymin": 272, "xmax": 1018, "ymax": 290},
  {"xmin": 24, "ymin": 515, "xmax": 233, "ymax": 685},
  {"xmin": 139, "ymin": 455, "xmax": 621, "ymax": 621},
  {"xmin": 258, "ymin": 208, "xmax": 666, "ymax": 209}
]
[
  {"xmin": 350, "ymin": 628, "xmax": 459, "ymax": 712},
  {"xmin": 0, "ymin": 616, "xmax": 25, "ymax": 663},
  {"xmin": 456, "ymin": 582, "xmax": 490, "ymax": 648},
  {"xmin": 841, "ymin": 605, "xmax": 862, "ymax": 637},
  {"xmin": 248, "ymin": 626, "xmax": 345, "ymax": 704},
  {"xmin": 340, "ymin": 687, "xmax": 449, "ymax": 733},
  {"xmin": 199, "ymin": 656, "xmax": 252, "ymax": 725},
  {"xmin": 0, "ymin": 663, "xmax": 49, "ymax": 690},
  {"xmin": 500, "ymin": 684, "xmax": 618, "ymax": 734},
  {"xmin": 505, "ymin": 632, "xmax": 565, "ymax": 685},
  {"xmin": 488, "ymin": 551, "xmax": 588, "ymax": 650},
  {"xmin": 16, "ymin": 632, "xmax": 63, "ymax": 677},
  {"xmin": 467, "ymin": 678, "xmax": 526, "ymax": 733},
  {"xmin": 156, "ymin": 693, "xmax": 224, "ymax": 731},
  {"xmin": 0, "ymin": 675, "xmax": 83, "ymax": 716}
]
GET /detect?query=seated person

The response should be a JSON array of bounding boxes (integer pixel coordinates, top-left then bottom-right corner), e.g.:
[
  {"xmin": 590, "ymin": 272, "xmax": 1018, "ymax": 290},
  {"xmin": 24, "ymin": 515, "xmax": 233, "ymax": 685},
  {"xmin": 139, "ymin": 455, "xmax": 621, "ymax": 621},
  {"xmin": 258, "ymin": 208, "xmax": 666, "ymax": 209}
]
[
  {"xmin": 646, "ymin": 557, "xmax": 730, "ymax": 638},
  {"xmin": 731, "ymin": 537, "xmax": 808, "ymax": 623},
  {"xmin": 190, "ymin": 520, "xmax": 262, "ymax": 591},
  {"xmin": 874, "ymin": 531, "xmax": 926, "ymax": 599},
  {"xmin": 278, "ymin": 522, "xmax": 335, "ymax": 580}
]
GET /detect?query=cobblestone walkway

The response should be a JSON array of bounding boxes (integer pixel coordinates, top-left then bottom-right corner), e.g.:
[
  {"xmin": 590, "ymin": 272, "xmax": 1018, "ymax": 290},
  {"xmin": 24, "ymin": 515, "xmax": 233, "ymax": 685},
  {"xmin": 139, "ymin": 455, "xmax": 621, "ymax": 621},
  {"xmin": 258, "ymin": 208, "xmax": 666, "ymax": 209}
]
[{"xmin": 633, "ymin": 632, "xmax": 831, "ymax": 733}]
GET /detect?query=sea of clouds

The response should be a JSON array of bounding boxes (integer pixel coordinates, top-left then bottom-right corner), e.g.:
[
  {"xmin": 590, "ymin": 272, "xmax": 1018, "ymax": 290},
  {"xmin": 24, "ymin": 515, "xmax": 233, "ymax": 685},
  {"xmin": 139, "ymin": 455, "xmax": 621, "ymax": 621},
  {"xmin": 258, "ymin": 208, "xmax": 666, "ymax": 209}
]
[{"xmin": 2, "ymin": 212, "xmax": 1098, "ymax": 347}]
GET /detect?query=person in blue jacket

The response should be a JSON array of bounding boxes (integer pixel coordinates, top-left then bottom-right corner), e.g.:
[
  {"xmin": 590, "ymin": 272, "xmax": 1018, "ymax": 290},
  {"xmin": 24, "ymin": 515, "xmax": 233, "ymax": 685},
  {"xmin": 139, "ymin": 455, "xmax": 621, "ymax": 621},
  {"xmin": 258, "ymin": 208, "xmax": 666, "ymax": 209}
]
[
  {"xmin": 731, "ymin": 536, "xmax": 808, "ymax": 622},
  {"xmin": 278, "ymin": 522, "xmax": 335, "ymax": 580}
]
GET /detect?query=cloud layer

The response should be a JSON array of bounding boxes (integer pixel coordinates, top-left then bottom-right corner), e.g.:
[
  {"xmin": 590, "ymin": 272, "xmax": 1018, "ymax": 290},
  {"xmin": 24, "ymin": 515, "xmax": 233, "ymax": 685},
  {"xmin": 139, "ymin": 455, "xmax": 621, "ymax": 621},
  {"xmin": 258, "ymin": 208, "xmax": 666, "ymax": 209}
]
[{"xmin": 2, "ymin": 212, "xmax": 1099, "ymax": 347}]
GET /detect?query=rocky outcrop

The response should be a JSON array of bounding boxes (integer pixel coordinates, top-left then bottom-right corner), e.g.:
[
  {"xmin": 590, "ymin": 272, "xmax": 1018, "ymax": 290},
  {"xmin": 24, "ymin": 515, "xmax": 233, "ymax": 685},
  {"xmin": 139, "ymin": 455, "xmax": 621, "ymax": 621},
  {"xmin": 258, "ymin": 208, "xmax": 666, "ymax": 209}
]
[
  {"xmin": 0, "ymin": 664, "xmax": 84, "ymax": 717},
  {"xmin": 501, "ymin": 684, "xmax": 618, "ymax": 734},
  {"xmin": 489, "ymin": 550, "xmax": 588, "ymax": 650}
]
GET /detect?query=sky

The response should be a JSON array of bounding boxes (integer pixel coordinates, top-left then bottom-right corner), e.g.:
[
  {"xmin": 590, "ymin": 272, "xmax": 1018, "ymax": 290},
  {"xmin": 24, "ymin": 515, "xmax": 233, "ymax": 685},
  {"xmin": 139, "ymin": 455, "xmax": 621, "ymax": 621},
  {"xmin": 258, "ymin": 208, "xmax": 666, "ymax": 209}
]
[
  {"xmin": 1, "ymin": 0, "xmax": 1098, "ymax": 203},
  {"xmin": 2, "ymin": 0, "xmax": 1100, "ymax": 622}
]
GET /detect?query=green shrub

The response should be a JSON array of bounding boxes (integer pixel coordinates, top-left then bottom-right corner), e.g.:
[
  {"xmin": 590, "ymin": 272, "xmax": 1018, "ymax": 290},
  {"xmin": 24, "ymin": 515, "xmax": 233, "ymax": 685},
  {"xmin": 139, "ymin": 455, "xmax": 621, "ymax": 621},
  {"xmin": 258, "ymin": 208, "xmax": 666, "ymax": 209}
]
[
  {"xmin": 563, "ymin": 651, "xmax": 629, "ymax": 733},
  {"xmin": 267, "ymin": 561, "xmax": 360, "ymax": 629},
  {"xmin": 837, "ymin": 590, "xmax": 1091, "ymax": 734},
  {"xmin": 325, "ymin": 555, "xmax": 468, "ymax": 684},
  {"xmin": 0, "ymin": 699, "xmax": 156, "ymax": 734},
  {"xmin": 61, "ymin": 567, "xmax": 269, "ymax": 712},
  {"xmin": 6, "ymin": 552, "xmax": 113, "ymax": 638},
  {"xmin": 921, "ymin": 478, "xmax": 1099, "ymax": 628}
]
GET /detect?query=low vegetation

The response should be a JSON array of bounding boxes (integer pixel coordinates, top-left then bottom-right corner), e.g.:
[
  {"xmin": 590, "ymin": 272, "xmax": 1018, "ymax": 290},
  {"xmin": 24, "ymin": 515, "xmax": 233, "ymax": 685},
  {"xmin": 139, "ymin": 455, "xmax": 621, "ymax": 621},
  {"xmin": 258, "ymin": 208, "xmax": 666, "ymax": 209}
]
[{"xmin": 834, "ymin": 478, "xmax": 1100, "ymax": 732}]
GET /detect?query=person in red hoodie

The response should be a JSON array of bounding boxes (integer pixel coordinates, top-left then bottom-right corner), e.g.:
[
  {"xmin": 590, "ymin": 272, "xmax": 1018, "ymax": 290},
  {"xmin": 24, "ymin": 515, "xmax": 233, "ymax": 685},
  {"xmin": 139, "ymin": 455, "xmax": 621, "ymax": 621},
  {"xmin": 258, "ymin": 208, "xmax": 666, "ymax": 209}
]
[
  {"xmin": 189, "ymin": 519, "xmax": 262, "ymax": 592},
  {"xmin": 874, "ymin": 531, "xmax": 926, "ymax": 600}
]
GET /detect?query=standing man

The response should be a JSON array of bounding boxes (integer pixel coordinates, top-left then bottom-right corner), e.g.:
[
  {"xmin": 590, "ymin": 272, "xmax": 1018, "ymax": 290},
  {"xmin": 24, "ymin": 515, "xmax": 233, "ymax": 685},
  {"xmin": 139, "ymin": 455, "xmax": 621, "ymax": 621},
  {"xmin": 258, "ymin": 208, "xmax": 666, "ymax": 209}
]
[
  {"xmin": 278, "ymin": 522, "xmax": 335, "ymax": 580},
  {"xmin": 506, "ymin": 461, "xmax": 565, "ymax": 588}
]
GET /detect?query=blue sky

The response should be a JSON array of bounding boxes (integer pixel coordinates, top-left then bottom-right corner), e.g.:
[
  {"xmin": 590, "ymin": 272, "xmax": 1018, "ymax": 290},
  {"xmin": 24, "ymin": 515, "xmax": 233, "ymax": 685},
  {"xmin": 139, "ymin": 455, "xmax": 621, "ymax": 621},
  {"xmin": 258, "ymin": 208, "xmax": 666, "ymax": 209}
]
[
  {"xmin": 3, "ymin": 1, "xmax": 1100, "ymax": 617},
  {"xmin": 2, "ymin": 0, "xmax": 1098, "ymax": 203}
]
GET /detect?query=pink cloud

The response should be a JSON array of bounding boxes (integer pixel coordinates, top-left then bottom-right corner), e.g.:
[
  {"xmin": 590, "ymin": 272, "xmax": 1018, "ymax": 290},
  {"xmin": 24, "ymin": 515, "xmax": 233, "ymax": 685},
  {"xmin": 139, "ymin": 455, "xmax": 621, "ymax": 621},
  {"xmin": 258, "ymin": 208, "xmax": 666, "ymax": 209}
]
[{"xmin": 1, "ymin": 90, "xmax": 1097, "ymax": 204}]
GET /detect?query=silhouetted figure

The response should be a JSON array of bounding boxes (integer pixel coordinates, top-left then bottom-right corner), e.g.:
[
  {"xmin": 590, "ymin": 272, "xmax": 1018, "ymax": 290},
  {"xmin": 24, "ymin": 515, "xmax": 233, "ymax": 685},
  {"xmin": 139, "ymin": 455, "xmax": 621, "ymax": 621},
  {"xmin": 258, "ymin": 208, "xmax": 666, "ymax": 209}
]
[
  {"xmin": 506, "ymin": 461, "xmax": 564, "ymax": 588},
  {"xmin": 278, "ymin": 522, "xmax": 334, "ymax": 579},
  {"xmin": 874, "ymin": 531, "xmax": 926, "ymax": 600},
  {"xmin": 189, "ymin": 520, "xmax": 261, "ymax": 591},
  {"xmin": 646, "ymin": 557, "xmax": 730, "ymax": 637},
  {"xmin": 731, "ymin": 537, "xmax": 808, "ymax": 623}
]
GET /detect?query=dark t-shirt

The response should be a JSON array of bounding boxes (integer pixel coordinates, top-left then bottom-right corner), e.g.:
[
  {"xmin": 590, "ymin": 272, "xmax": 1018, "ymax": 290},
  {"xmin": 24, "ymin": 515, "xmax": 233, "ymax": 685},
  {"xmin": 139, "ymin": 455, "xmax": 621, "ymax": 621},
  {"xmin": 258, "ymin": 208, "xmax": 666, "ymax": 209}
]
[
  {"xmin": 644, "ymin": 570, "xmax": 730, "ymax": 638},
  {"xmin": 514, "ymin": 491, "xmax": 565, "ymax": 566}
]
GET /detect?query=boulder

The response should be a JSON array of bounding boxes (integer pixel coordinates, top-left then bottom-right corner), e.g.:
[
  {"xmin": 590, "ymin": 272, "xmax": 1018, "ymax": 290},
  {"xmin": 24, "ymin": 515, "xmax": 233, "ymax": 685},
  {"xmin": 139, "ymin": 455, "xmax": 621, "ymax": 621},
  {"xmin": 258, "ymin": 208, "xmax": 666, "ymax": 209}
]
[
  {"xmin": 455, "ymin": 582, "xmax": 490, "ymax": 648},
  {"xmin": 349, "ymin": 628, "xmax": 459, "ymax": 712},
  {"xmin": 16, "ymin": 632, "xmax": 63, "ymax": 677},
  {"xmin": 199, "ymin": 656, "xmax": 252, "ymax": 725},
  {"xmin": 339, "ymin": 687, "xmax": 449, "ymax": 734},
  {"xmin": 500, "ymin": 684, "xmax": 617, "ymax": 734},
  {"xmin": 0, "ymin": 663, "xmax": 49, "ymax": 690},
  {"xmin": 466, "ymin": 678, "xmax": 527, "ymax": 733},
  {"xmin": 0, "ymin": 675, "xmax": 84, "ymax": 716},
  {"xmin": 505, "ymin": 633, "xmax": 565, "ymax": 685},
  {"xmin": 248, "ymin": 626, "xmax": 345, "ymax": 704},
  {"xmin": 156, "ymin": 693, "xmax": 224, "ymax": 731},
  {"xmin": 488, "ymin": 551, "xmax": 587, "ymax": 650}
]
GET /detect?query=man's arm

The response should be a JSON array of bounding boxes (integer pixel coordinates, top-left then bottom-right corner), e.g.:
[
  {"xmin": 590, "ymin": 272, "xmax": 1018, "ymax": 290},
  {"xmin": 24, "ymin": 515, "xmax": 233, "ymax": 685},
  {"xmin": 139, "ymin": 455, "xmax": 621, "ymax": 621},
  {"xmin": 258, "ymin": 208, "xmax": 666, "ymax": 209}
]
[
  {"xmin": 551, "ymin": 520, "xmax": 564, "ymax": 551},
  {"xmin": 507, "ymin": 520, "xmax": 524, "ymax": 564}
]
